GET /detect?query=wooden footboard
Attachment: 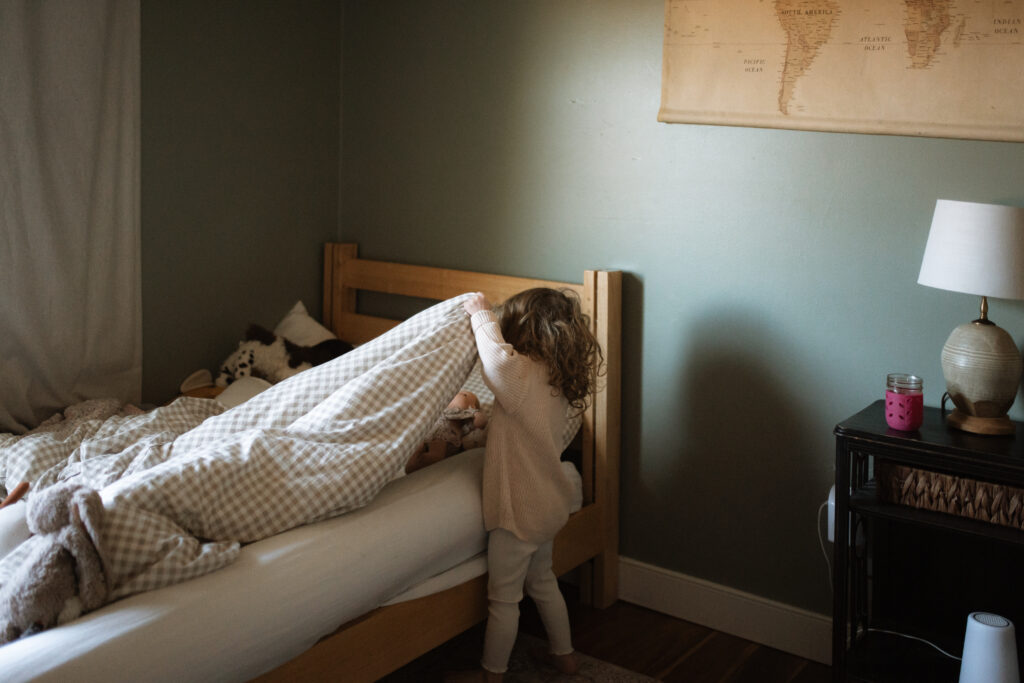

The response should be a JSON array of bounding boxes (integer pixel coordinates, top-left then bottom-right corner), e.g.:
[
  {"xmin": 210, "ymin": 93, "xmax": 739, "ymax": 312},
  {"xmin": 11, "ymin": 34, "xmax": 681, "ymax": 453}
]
[{"xmin": 254, "ymin": 244, "xmax": 621, "ymax": 682}]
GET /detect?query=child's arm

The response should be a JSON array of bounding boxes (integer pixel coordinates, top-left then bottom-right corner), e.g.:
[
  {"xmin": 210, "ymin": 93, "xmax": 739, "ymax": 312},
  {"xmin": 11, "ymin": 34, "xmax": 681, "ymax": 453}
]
[{"xmin": 464, "ymin": 296, "xmax": 529, "ymax": 414}]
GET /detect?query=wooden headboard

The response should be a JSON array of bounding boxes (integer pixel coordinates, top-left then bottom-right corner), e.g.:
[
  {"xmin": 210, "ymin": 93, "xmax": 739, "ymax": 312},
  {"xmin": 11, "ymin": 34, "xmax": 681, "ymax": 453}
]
[{"xmin": 322, "ymin": 242, "xmax": 621, "ymax": 606}]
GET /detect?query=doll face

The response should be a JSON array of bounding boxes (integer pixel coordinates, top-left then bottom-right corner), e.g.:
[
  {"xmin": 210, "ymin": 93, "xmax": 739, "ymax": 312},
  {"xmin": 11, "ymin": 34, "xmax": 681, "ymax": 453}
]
[{"xmin": 448, "ymin": 391, "xmax": 480, "ymax": 412}]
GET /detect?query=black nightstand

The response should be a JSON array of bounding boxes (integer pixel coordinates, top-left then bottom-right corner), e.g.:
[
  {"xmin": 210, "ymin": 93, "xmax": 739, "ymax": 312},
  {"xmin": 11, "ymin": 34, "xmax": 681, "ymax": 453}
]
[{"xmin": 833, "ymin": 400, "xmax": 1024, "ymax": 682}]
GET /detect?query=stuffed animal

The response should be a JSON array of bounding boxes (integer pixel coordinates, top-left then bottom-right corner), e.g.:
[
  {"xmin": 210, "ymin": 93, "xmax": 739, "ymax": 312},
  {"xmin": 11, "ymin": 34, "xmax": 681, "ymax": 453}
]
[
  {"xmin": 406, "ymin": 391, "xmax": 489, "ymax": 474},
  {"xmin": 0, "ymin": 482, "xmax": 107, "ymax": 644},
  {"xmin": 216, "ymin": 324, "xmax": 352, "ymax": 387},
  {"xmin": 461, "ymin": 418, "xmax": 489, "ymax": 451}
]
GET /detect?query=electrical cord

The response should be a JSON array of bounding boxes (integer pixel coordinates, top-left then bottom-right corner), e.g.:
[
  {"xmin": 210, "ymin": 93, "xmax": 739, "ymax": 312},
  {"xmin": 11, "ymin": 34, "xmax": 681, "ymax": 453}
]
[
  {"xmin": 866, "ymin": 628, "xmax": 962, "ymax": 661},
  {"xmin": 816, "ymin": 501, "xmax": 833, "ymax": 593}
]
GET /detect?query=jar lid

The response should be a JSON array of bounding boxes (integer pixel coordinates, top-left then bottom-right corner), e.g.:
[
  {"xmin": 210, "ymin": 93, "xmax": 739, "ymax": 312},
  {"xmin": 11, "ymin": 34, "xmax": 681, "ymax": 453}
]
[{"xmin": 887, "ymin": 373, "xmax": 923, "ymax": 391}]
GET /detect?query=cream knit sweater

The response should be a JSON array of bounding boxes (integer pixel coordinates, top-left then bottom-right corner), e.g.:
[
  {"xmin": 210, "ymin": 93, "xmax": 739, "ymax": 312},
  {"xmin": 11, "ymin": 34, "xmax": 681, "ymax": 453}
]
[{"xmin": 471, "ymin": 310, "xmax": 576, "ymax": 544}]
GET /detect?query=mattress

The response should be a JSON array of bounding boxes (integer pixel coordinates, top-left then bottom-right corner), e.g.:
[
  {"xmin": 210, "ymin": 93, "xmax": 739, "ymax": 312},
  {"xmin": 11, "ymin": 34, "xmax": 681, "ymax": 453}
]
[{"xmin": 0, "ymin": 448, "xmax": 490, "ymax": 682}]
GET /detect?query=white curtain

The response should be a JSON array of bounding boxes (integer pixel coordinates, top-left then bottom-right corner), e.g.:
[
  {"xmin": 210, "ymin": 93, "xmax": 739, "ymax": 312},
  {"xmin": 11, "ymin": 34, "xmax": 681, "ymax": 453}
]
[{"xmin": 0, "ymin": 0, "xmax": 141, "ymax": 433}]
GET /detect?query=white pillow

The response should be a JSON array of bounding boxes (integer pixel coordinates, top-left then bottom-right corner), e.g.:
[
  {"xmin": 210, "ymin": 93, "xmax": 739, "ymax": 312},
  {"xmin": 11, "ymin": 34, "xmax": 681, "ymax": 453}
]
[
  {"xmin": 216, "ymin": 376, "xmax": 273, "ymax": 409},
  {"xmin": 273, "ymin": 301, "xmax": 336, "ymax": 347}
]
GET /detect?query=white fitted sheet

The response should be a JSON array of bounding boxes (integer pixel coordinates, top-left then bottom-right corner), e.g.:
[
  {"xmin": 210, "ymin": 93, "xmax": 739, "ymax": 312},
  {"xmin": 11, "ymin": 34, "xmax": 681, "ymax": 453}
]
[{"xmin": 0, "ymin": 448, "xmax": 492, "ymax": 682}]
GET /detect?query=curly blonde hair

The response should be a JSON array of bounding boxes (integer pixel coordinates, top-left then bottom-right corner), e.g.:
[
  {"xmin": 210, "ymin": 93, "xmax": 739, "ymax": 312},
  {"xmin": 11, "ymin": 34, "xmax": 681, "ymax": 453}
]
[{"xmin": 496, "ymin": 288, "xmax": 604, "ymax": 414}]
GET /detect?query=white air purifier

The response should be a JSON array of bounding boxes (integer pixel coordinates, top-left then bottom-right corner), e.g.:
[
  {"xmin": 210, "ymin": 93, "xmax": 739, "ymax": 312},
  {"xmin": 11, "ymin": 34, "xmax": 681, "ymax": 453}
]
[{"xmin": 959, "ymin": 612, "xmax": 1020, "ymax": 683}]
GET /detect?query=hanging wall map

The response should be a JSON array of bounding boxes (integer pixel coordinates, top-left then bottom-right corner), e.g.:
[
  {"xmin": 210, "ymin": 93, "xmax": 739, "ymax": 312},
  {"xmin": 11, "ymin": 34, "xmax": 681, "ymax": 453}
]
[{"xmin": 658, "ymin": 0, "xmax": 1024, "ymax": 141}]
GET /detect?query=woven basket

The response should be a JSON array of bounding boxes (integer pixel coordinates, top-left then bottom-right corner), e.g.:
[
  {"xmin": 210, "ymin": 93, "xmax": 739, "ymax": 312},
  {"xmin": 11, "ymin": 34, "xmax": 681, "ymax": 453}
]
[{"xmin": 876, "ymin": 462, "xmax": 1024, "ymax": 531}]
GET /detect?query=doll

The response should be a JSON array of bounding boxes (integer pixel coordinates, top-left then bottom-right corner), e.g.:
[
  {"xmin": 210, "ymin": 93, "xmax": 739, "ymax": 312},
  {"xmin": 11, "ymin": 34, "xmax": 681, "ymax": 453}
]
[{"xmin": 406, "ymin": 391, "xmax": 489, "ymax": 474}]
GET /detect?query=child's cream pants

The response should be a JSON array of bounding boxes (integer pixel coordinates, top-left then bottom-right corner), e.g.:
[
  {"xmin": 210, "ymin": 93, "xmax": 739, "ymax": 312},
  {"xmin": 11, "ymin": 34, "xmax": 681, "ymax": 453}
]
[{"xmin": 481, "ymin": 527, "xmax": 573, "ymax": 673}]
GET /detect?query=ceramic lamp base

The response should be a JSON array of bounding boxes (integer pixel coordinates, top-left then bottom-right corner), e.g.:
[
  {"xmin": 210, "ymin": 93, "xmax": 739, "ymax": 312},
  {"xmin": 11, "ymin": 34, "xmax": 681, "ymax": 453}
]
[
  {"xmin": 941, "ymin": 317, "xmax": 1022, "ymax": 437},
  {"xmin": 946, "ymin": 409, "xmax": 1017, "ymax": 436}
]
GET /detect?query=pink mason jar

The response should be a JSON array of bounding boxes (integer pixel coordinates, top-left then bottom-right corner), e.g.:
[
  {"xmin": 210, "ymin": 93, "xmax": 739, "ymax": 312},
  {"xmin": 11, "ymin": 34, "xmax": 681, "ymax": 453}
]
[{"xmin": 886, "ymin": 373, "xmax": 923, "ymax": 431}]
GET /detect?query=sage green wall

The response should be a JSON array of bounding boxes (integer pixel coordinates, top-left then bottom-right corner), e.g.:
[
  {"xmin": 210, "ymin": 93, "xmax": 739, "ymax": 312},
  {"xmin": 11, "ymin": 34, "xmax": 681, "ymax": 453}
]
[
  {"xmin": 339, "ymin": 0, "xmax": 1024, "ymax": 614},
  {"xmin": 141, "ymin": 0, "xmax": 340, "ymax": 403}
]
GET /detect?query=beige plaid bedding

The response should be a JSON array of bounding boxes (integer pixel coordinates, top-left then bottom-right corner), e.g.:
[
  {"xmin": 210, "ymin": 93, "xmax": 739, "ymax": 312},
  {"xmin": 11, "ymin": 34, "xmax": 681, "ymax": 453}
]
[{"xmin": 0, "ymin": 295, "xmax": 479, "ymax": 606}]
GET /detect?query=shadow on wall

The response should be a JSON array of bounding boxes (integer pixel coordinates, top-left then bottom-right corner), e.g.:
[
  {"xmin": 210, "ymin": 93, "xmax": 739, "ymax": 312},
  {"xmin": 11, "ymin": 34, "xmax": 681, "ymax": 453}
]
[
  {"xmin": 618, "ymin": 273, "xmax": 648, "ymax": 517},
  {"xmin": 674, "ymin": 307, "xmax": 831, "ymax": 610}
]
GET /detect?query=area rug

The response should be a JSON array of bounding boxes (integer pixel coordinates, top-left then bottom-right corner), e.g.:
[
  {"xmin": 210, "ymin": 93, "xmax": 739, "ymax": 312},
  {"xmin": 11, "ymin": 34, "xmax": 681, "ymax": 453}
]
[{"xmin": 502, "ymin": 633, "xmax": 660, "ymax": 683}]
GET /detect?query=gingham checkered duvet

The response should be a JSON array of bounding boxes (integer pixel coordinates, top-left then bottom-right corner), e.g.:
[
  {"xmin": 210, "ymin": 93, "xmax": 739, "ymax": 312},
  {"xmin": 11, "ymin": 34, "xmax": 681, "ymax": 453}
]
[{"xmin": 0, "ymin": 295, "xmax": 480, "ymax": 607}]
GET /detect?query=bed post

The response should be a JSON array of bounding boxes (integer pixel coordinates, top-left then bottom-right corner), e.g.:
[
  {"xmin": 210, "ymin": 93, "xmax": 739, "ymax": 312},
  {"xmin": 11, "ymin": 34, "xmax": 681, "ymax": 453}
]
[
  {"xmin": 580, "ymin": 270, "xmax": 621, "ymax": 609},
  {"xmin": 323, "ymin": 243, "xmax": 358, "ymax": 339},
  {"xmin": 581, "ymin": 272, "xmax": 598, "ymax": 506},
  {"xmin": 593, "ymin": 270, "xmax": 621, "ymax": 608}
]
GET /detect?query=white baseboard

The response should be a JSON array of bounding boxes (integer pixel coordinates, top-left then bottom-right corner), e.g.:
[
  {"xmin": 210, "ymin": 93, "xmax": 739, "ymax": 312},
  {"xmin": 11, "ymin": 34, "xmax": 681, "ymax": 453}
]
[{"xmin": 618, "ymin": 557, "xmax": 832, "ymax": 665}]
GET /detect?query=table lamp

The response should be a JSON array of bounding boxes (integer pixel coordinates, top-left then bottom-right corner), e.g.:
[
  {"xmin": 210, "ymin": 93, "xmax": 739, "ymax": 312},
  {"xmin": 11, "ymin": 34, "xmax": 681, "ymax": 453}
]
[{"xmin": 918, "ymin": 199, "xmax": 1024, "ymax": 436}]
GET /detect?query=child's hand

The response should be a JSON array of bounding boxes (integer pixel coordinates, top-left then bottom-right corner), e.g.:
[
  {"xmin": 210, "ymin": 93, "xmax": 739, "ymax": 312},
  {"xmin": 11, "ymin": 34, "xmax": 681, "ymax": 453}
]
[{"xmin": 463, "ymin": 292, "xmax": 491, "ymax": 316}]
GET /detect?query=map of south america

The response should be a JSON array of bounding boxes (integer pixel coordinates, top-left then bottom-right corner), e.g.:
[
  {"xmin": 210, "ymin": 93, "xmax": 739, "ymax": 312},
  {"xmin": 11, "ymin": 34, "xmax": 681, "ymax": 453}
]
[
  {"xmin": 904, "ymin": 0, "xmax": 953, "ymax": 68},
  {"xmin": 774, "ymin": 0, "xmax": 841, "ymax": 115}
]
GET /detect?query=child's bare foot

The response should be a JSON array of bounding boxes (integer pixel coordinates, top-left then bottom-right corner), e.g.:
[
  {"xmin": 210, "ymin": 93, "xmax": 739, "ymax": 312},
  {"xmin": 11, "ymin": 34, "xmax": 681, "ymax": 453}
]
[{"xmin": 550, "ymin": 651, "xmax": 579, "ymax": 675}]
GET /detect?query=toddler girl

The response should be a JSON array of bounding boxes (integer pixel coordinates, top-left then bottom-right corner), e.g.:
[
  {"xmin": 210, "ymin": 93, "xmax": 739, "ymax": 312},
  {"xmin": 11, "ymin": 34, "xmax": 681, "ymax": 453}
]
[{"xmin": 458, "ymin": 287, "xmax": 603, "ymax": 682}]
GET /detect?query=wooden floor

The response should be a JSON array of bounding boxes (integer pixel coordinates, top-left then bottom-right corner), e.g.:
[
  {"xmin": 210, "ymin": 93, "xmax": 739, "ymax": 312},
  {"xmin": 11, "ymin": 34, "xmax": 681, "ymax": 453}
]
[{"xmin": 380, "ymin": 586, "xmax": 832, "ymax": 682}]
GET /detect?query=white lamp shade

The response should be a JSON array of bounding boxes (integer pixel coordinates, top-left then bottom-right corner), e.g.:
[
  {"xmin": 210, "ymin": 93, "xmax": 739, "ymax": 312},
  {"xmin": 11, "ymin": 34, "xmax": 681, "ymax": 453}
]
[
  {"xmin": 959, "ymin": 612, "xmax": 1020, "ymax": 683},
  {"xmin": 918, "ymin": 199, "xmax": 1024, "ymax": 300}
]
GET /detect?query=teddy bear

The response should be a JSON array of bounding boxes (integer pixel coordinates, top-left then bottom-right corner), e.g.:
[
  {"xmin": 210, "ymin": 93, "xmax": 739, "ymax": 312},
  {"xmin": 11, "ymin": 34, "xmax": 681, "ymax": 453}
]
[
  {"xmin": 0, "ymin": 482, "xmax": 108, "ymax": 644},
  {"xmin": 405, "ymin": 390, "xmax": 489, "ymax": 474},
  {"xmin": 216, "ymin": 324, "xmax": 352, "ymax": 387}
]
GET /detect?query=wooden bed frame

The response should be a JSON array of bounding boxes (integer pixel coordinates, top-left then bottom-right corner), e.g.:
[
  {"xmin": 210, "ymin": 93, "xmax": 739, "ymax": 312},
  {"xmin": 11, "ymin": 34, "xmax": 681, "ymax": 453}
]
[{"xmin": 256, "ymin": 243, "xmax": 621, "ymax": 682}]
